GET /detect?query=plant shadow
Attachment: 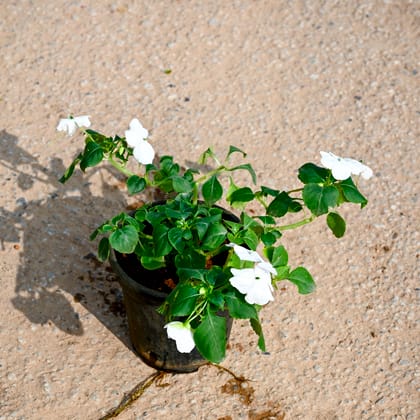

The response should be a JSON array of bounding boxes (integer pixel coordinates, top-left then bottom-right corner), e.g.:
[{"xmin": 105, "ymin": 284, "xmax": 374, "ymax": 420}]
[{"xmin": 0, "ymin": 129, "xmax": 146, "ymax": 351}]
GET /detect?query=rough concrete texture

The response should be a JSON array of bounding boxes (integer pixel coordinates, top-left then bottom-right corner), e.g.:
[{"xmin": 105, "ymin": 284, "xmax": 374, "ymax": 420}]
[{"xmin": 1, "ymin": 1, "xmax": 419, "ymax": 419}]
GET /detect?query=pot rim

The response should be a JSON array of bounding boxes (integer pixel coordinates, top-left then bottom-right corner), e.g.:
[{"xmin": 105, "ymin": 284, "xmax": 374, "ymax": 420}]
[
  {"xmin": 110, "ymin": 199, "xmax": 240, "ymax": 300},
  {"xmin": 110, "ymin": 249, "xmax": 169, "ymax": 300}
]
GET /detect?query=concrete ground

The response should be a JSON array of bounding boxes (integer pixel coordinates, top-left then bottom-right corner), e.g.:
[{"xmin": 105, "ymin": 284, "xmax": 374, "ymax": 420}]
[{"xmin": 0, "ymin": 1, "xmax": 418, "ymax": 419}]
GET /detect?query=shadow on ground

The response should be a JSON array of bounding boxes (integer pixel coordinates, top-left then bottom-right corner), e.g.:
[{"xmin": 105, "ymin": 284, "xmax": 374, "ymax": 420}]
[{"xmin": 1, "ymin": 129, "xmax": 136, "ymax": 350}]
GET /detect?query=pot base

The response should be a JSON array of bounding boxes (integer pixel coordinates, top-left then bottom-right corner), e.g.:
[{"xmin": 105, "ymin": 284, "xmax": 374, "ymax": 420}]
[{"xmin": 111, "ymin": 251, "xmax": 223, "ymax": 373}]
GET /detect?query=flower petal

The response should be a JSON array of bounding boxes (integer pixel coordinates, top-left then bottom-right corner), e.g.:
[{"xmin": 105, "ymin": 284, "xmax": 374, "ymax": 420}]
[
  {"xmin": 330, "ymin": 163, "xmax": 353, "ymax": 181},
  {"xmin": 227, "ymin": 243, "xmax": 263, "ymax": 262},
  {"xmin": 320, "ymin": 151, "xmax": 372, "ymax": 181},
  {"xmin": 133, "ymin": 140, "xmax": 155, "ymax": 165},
  {"xmin": 230, "ymin": 268, "xmax": 257, "ymax": 294},
  {"xmin": 230, "ymin": 267, "xmax": 274, "ymax": 305},
  {"xmin": 125, "ymin": 118, "xmax": 149, "ymax": 148},
  {"xmin": 256, "ymin": 261, "xmax": 277, "ymax": 275},
  {"xmin": 73, "ymin": 115, "xmax": 91, "ymax": 128},
  {"xmin": 57, "ymin": 119, "xmax": 76, "ymax": 136},
  {"xmin": 360, "ymin": 165, "xmax": 373, "ymax": 180},
  {"xmin": 164, "ymin": 321, "xmax": 195, "ymax": 353},
  {"xmin": 57, "ymin": 116, "xmax": 91, "ymax": 136},
  {"xmin": 343, "ymin": 158, "xmax": 373, "ymax": 180},
  {"xmin": 244, "ymin": 283, "xmax": 274, "ymax": 305},
  {"xmin": 320, "ymin": 151, "xmax": 339, "ymax": 170}
]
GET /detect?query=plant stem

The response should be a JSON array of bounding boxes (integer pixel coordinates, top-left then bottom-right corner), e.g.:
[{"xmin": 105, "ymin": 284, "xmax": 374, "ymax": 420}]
[
  {"xmin": 186, "ymin": 299, "xmax": 208, "ymax": 324},
  {"xmin": 194, "ymin": 166, "xmax": 225, "ymax": 184},
  {"xmin": 191, "ymin": 184, "xmax": 199, "ymax": 205},
  {"xmin": 277, "ymin": 215, "xmax": 316, "ymax": 231},
  {"xmin": 108, "ymin": 157, "xmax": 135, "ymax": 178},
  {"xmin": 255, "ymin": 194, "xmax": 268, "ymax": 210},
  {"xmin": 286, "ymin": 187, "xmax": 303, "ymax": 194}
]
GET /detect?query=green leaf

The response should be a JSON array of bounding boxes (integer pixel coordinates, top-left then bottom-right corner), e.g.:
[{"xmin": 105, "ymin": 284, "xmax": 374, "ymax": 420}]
[
  {"xmin": 127, "ymin": 175, "xmax": 146, "ymax": 195},
  {"xmin": 194, "ymin": 313, "xmax": 227, "ymax": 363},
  {"xmin": 326, "ymin": 212, "xmax": 346, "ymax": 238},
  {"xmin": 226, "ymin": 177, "xmax": 239, "ymax": 199},
  {"xmin": 202, "ymin": 223, "xmax": 227, "ymax": 250},
  {"xmin": 274, "ymin": 265, "xmax": 290, "ymax": 280},
  {"xmin": 224, "ymin": 220, "xmax": 242, "ymax": 236},
  {"xmin": 241, "ymin": 228, "xmax": 259, "ymax": 250},
  {"xmin": 90, "ymin": 228, "xmax": 100, "ymax": 241},
  {"xmin": 241, "ymin": 212, "xmax": 261, "ymax": 230},
  {"xmin": 267, "ymin": 192, "xmax": 290, "ymax": 218},
  {"xmin": 198, "ymin": 147, "xmax": 216, "ymax": 165},
  {"xmin": 99, "ymin": 224, "xmax": 114, "ymax": 233},
  {"xmin": 257, "ymin": 215, "xmax": 276, "ymax": 225},
  {"xmin": 340, "ymin": 178, "xmax": 368, "ymax": 207},
  {"xmin": 225, "ymin": 291, "xmax": 257, "ymax": 319},
  {"xmin": 125, "ymin": 215, "xmax": 140, "ymax": 230},
  {"xmin": 202, "ymin": 175, "xmax": 223, "ymax": 206},
  {"xmin": 159, "ymin": 155, "xmax": 176, "ymax": 173},
  {"xmin": 59, "ymin": 153, "xmax": 82, "ymax": 183},
  {"xmin": 298, "ymin": 163, "xmax": 330, "ymax": 184},
  {"xmin": 85, "ymin": 129, "xmax": 108, "ymax": 144},
  {"xmin": 265, "ymin": 245, "xmax": 288, "ymax": 267},
  {"xmin": 226, "ymin": 145, "xmax": 247, "ymax": 159},
  {"xmin": 168, "ymin": 227, "xmax": 185, "ymax": 253},
  {"xmin": 266, "ymin": 191, "xmax": 301, "ymax": 216},
  {"xmin": 91, "ymin": 222, "xmax": 114, "ymax": 241},
  {"xmin": 228, "ymin": 187, "xmax": 255, "ymax": 204},
  {"xmin": 250, "ymin": 316, "xmax": 266, "ymax": 351},
  {"xmin": 302, "ymin": 184, "xmax": 339, "ymax": 216},
  {"xmin": 172, "ymin": 175, "xmax": 193, "ymax": 193},
  {"xmin": 176, "ymin": 268, "xmax": 206, "ymax": 282},
  {"xmin": 287, "ymin": 267, "xmax": 316, "ymax": 294},
  {"xmin": 97, "ymin": 237, "xmax": 110, "ymax": 261},
  {"xmin": 208, "ymin": 290, "xmax": 224, "ymax": 309},
  {"xmin": 165, "ymin": 207, "xmax": 190, "ymax": 220},
  {"xmin": 140, "ymin": 256, "xmax": 165, "ymax": 270},
  {"xmin": 175, "ymin": 251, "xmax": 206, "ymax": 270},
  {"xmin": 134, "ymin": 208, "xmax": 148, "ymax": 223},
  {"xmin": 166, "ymin": 284, "xmax": 200, "ymax": 316},
  {"xmin": 206, "ymin": 267, "xmax": 226, "ymax": 287},
  {"xmin": 111, "ymin": 213, "xmax": 125, "ymax": 225},
  {"xmin": 194, "ymin": 220, "xmax": 210, "ymax": 240},
  {"xmin": 260, "ymin": 186, "xmax": 279, "ymax": 197},
  {"xmin": 80, "ymin": 141, "xmax": 104, "ymax": 171},
  {"xmin": 109, "ymin": 225, "xmax": 139, "ymax": 254},
  {"xmin": 153, "ymin": 224, "xmax": 172, "ymax": 256},
  {"xmin": 288, "ymin": 199, "xmax": 303, "ymax": 213},
  {"xmin": 261, "ymin": 232, "xmax": 277, "ymax": 246},
  {"xmin": 229, "ymin": 163, "xmax": 257, "ymax": 184}
]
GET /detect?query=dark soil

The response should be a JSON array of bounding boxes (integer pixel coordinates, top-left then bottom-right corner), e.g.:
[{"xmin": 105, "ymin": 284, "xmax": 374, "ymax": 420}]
[{"xmin": 115, "ymin": 252, "xmax": 176, "ymax": 295}]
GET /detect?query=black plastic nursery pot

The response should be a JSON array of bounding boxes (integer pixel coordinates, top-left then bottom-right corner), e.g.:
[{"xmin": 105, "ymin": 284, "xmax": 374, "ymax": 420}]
[
  {"xmin": 109, "ymin": 203, "xmax": 238, "ymax": 373},
  {"xmin": 110, "ymin": 251, "xmax": 232, "ymax": 373}
]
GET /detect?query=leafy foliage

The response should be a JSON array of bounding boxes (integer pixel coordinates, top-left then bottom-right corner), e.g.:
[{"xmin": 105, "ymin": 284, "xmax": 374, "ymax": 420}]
[{"xmin": 59, "ymin": 120, "xmax": 370, "ymax": 364}]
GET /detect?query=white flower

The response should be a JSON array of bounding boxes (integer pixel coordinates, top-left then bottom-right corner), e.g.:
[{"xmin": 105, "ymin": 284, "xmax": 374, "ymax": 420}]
[
  {"xmin": 320, "ymin": 151, "xmax": 373, "ymax": 180},
  {"xmin": 228, "ymin": 243, "xmax": 277, "ymax": 305},
  {"xmin": 256, "ymin": 261, "xmax": 277, "ymax": 275},
  {"xmin": 164, "ymin": 321, "xmax": 195, "ymax": 353},
  {"xmin": 132, "ymin": 140, "xmax": 155, "ymax": 165},
  {"xmin": 57, "ymin": 115, "xmax": 91, "ymax": 136},
  {"xmin": 230, "ymin": 265, "xmax": 275, "ymax": 305},
  {"xmin": 227, "ymin": 243, "xmax": 263, "ymax": 263},
  {"xmin": 125, "ymin": 118, "xmax": 149, "ymax": 147},
  {"xmin": 125, "ymin": 118, "xmax": 155, "ymax": 165}
]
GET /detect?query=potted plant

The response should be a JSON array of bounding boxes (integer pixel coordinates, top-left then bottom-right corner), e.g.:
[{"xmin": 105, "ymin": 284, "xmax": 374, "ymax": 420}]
[{"xmin": 57, "ymin": 115, "xmax": 372, "ymax": 372}]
